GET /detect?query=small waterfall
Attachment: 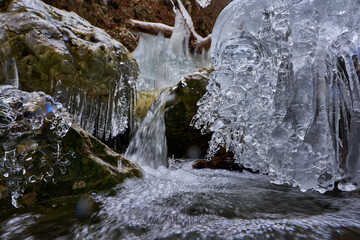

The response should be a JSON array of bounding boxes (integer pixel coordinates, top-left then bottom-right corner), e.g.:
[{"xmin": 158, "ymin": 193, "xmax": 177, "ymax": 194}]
[
  {"xmin": 126, "ymin": 6, "xmax": 210, "ymax": 168},
  {"xmin": 125, "ymin": 89, "xmax": 171, "ymax": 168}
]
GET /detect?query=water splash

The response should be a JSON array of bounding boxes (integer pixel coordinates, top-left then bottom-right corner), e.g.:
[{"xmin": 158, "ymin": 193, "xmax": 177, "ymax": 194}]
[
  {"xmin": 0, "ymin": 86, "xmax": 72, "ymax": 207},
  {"xmin": 71, "ymin": 166, "xmax": 360, "ymax": 239},
  {"xmin": 192, "ymin": 0, "xmax": 360, "ymax": 192},
  {"xmin": 125, "ymin": 89, "xmax": 172, "ymax": 168}
]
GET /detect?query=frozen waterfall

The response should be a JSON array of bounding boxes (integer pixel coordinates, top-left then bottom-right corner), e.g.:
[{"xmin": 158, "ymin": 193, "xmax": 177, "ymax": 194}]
[
  {"xmin": 192, "ymin": 0, "xmax": 360, "ymax": 192},
  {"xmin": 132, "ymin": 10, "xmax": 210, "ymax": 91}
]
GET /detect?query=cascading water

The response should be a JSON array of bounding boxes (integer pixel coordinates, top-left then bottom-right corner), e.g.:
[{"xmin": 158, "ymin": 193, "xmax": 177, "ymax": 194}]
[
  {"xmin": 125, "ymin": 89, "xmax": 171, "ymax": 168},
  {"xmin": 128, "ymin": 7, "xmax": 210, "ymax": 167},
  {"xmin": 192, "ymin": 0, "xmax": 360, "ymax": 193}
]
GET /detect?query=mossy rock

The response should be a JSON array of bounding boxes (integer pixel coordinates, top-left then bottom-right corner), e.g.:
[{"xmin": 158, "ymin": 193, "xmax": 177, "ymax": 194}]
[
  {"xmin": 135, "ymin": 89, "xmax": 162, "ymax": 121},
  {"xmin": 0, "ymin": 125, "xmax": 142, "ymax": 208},
  {"xmin": 164, "ymin": 66, "xmax": 213, "ymax": 158},
  {"xmin": 42, "ymin": 125, "xmax": 142, "ymax": 195},
  {"xmin": 0, "ymin": 0, "xmax": 138, "ymax": 144}
]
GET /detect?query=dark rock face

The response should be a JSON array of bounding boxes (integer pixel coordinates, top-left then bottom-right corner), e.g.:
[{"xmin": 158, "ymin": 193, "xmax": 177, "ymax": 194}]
[
  {"xmin": 0, "ymin": 125, "xmax": 142, "ymax": 208},
  {"xmin": 0, "ymin": 0, "xmax": 138, "ymax": 145},
  {"xmin": 59, "ymin": 125, "xmax": 142, "ymax": 196},
  {"xmin": 0, "ymin": 86, "xmax": 142, "ymax": 208},
  {"xmin": 165, "ymin": 66, "xmax": 213, "ymax": 158}
]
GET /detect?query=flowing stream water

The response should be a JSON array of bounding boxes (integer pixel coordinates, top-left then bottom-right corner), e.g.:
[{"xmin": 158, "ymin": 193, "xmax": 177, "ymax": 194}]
[
  {"xmin": 0, "ymin": 163, "xmax": 360, "ymax": 239},
  {"xmin": 0, "ymin": 83, "xmax": 360, "ymax": 239}
]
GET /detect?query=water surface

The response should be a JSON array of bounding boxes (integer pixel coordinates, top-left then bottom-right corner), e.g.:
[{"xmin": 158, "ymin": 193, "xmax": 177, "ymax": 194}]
[{"xmin": 1, "ymin": 161, "xmax": 359, "ymax": 240}]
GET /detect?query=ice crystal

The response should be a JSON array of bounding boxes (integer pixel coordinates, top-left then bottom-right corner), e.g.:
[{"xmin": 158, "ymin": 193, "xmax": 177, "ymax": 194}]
[
  {"xmin": 0, "ymin": 86, "xmax": 72, "ymax": 207},
  {"xmin": 196, "ymin": 0, "xmax": 211, "ymax": 8}
]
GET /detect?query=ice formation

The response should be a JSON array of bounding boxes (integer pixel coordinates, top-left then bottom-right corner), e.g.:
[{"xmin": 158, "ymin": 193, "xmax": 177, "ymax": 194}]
[
  {"xmin": 196, "ymin": 0, "xmax": 211, "ymax": 8},
  {"xmin": 125, "ymin": 89, "xmax": 171, "ymax": 168},
  {"xmin": 192, "ymin": 0, "xmax": 360, "ymax": 192},
  {"xmin": 0, "ymin": 0, "xmax": 137, "ymax": 142},
  {"xmin": 0, "ymin": 86, "xmax": 72, "ymax": 207},
  {"xmin": 132, "ymin": 11, "xmax": 210, "ymax": 90},
  {"xmin": 54, "ymin": 77, "xmax": 133, "ymax": 142},
  {"xmin": 128, "ymin": 8, "xmax": 210, "ymax": 167}
]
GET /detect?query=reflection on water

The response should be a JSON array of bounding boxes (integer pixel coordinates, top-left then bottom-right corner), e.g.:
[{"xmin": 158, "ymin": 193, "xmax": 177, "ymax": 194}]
[{"xmin": 1, "ymin": 161, "xmax": 360, "ymax": 240}]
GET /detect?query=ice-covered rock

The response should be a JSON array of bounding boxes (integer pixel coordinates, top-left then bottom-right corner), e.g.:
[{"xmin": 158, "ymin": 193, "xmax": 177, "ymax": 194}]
[
  {"xmin": 0, "ymin": 85, "xmax": 71, "ymax": 207},
  {"xmin": 0, "ymin": 0, "xmax": 138, "ymax": 143},
  {"xmin": 0, "ymin": 86, "xmax": 142, "ymax": 208},
  {"xmin": 192, "ymin": 0, "xmax": 360, "ymax": 192}
]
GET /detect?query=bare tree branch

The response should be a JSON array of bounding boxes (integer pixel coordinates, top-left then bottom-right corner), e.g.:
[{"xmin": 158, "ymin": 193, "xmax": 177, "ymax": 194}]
[
  {"xmin": 195, "ymin": 34, "xmax": 211, "ymax": 50},
  {"xmin": 129, "ymin": 20, "xmax": 174, "ymax": 38}
]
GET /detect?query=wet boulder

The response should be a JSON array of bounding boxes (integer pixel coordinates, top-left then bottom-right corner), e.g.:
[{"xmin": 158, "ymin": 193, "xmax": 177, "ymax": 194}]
[
  {"xmin": 164, "ymin": 66, "xmax": 213, "ymax": 158},
  {"xmin": 0, "ymin": 87, "xmax": 142, "ymax": 208},
  {"xmin": 0, "ymin": 0, "xmax": 138, "ymax": 145},
  {"xmin": 133, "ymin": 88, "xmax": 162, "ymax": 132}
]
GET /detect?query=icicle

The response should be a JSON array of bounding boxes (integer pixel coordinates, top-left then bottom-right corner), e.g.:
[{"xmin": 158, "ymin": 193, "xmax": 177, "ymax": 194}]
[
  {"xmin": 5, "ymin": 58, "xmax": 19, "ymax": 89},
  {"xmin": 132, "ymin": 11, "xmax": 210, "ymax": 91}
]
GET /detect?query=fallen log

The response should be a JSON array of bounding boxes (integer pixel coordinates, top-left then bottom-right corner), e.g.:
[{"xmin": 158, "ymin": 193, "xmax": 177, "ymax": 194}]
[{"xmin": 128, "ymin": 20, "xmax": 174, "ymax": 39}]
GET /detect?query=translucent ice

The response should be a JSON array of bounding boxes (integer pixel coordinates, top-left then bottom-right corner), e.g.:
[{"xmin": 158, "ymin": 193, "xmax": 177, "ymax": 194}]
[
  {"xmin": 196, "ymin": 0, "xmax": 211, "ymax": 8},
  {"xmin": 132, "ymin": 11, "xmax": 210, "ymax": 90},
  {"xmin": 0, "ymin": 86, "xmax": 72, "ymax": 207},
  {"xmin": 4, "ymin": 58, "xmax": 19, "ymax": 89},
  {"xmin": 192, "ymin": 0, "xmax": 360, "ymax": 192}
]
